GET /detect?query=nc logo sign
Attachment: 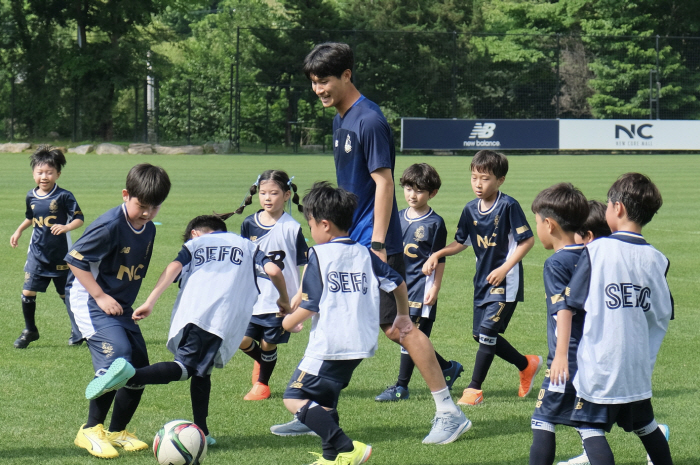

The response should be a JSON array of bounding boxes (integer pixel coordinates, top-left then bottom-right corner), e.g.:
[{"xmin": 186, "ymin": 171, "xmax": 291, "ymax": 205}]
[{"xmin": 615, "ymin": 124, "xmax": 653, "ymax": 140}]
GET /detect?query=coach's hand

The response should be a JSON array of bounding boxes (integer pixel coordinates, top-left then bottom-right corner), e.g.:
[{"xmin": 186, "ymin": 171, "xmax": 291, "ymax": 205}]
[{"xmin": 96, "ymin": 294, "xmax": 123, "ymax": 316}]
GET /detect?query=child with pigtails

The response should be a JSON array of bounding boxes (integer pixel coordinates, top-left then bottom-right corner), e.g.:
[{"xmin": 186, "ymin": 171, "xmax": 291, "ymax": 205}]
[{"xmin": 218, "ymin": 169, "xmax": 308, "ymax": 401}]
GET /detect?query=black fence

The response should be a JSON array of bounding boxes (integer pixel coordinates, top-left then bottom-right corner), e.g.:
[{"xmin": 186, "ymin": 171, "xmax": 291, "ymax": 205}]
[{"xmin": 2, "ymin": 29, "xmax": 699, "ymax": 153}]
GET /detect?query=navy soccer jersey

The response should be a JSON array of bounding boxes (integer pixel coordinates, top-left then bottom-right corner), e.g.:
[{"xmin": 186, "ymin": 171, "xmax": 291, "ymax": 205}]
[
  {"xmin": 543, "ymin": 244, "xmax": 585, "ymax": 392},
  {"xmin": 65, "ymin": 204, "xmax": 155, "ymax": 338},
  {"xmin": 333, "ymin": 96, "xmax": 402, "ymax": 255},
  {"xmin": 400, "ymin": 208, "xmax": 447, "ymax": 320},
  {"xmin": 24, "ymin": 184, "xmax": 84, "ymax": 277},
  {"xmin": 454, "ymin": 191, "xmax": 533, "ymax": 305}
]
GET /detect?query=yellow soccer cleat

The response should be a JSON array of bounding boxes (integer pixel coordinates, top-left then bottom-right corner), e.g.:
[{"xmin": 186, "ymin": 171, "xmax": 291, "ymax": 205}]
[
  {"xmin": 335, "ymin": 441, "xmax": 372, "ymax": 465},
  {"xmin": 74, "ymin": 423, "xmax": 119, "ymax": 459},
  {"xmin": 108, "ymin": 429, "xmax": 149, "ymax": 451}
]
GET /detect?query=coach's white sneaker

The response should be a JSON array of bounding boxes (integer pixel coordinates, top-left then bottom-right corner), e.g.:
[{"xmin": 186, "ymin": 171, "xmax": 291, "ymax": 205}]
[
  {"xmin": 556, "ymin": 452, "xmax": 590, "ymax": 465},
  {"xmin": 422, "ymin": 410, "xmax": 472, "ymax": 445}
]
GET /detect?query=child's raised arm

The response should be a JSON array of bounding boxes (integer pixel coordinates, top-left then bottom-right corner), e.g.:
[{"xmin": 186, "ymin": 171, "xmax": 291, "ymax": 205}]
[{"xmin": 133, "ymin": 261, "xmax": 183, "ymax": 320}]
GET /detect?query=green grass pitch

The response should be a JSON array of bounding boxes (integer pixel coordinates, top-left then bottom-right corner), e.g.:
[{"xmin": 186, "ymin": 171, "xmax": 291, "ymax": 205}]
[{"xmin": 0, "ymin": 152, "xmax": 698, "ymax": 465}]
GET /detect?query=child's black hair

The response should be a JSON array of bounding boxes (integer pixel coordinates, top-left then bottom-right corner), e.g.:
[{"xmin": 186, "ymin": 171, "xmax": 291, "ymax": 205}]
[
  {"xmin": 607, "ymin": 172, "xmax": 662, "ymax": 226},
  {"xmin": 400, "ymin": 163, "xmax": 442, "ymax": 193},
  {"xmin": 217, "ymin": 169, "xmax": 302, "ymax": 220},
  {"xmin": 576, "ymin": 200, "xmax": 612, "ymax": 239},
  {"xmin": 125, "ymin": 164, "xmax": 171, "ymax": 207},
  {"xmin": 183, "ymin": 215, "xmax": 227, "ymax": 242},
  {"xmin": 30, "ymin": 145, "xmax": 66, "ymax": 172},
  {"xmin": 531, "ymin": 182, "xmax": 589, "ymax": 233},
  {"xmin": 302, "ymin": 181, "xmax": 357, "ymax": 232},
  {"xmin": 470, "ymin": 150, "xmax": 508, "ymax": 179},
  {"xmin": 303, "ymin": 42, "xmax": 354, "ymax": 81}
]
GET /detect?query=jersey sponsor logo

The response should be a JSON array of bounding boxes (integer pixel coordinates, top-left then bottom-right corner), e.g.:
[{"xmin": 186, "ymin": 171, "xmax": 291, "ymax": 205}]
[
  {"xmin": 327, "ymin": 271, "xmax": 368, "ymax": 294},
  {"xmin": 404, "ymin": 243, "xmax": 419, "ymax": 258},
  {"xmin": 490, "ymin": 288, "xmax": 505, "ymax": 295},
  {"xmin": 413, "ymin": 226, "xmax": 425, "ymax": 241},
  {"xmin": 408, "ymin": 301, "xmax": 422, "ymax": 308},
  {"xmin": 56, "ymin": 264, "xmax": 69, "ymax": 271},
  {"xmin": 192, "ymin": 245, "xmax": 244, "ymax": 266},
  {"xmin": 117, "ymin": 264, "xmax": 144, "ymax": 281},
  {"xmin": 516, "ymin": 225, "xmax": 530, "ymax": 234},
  {"xmin": 476, "ymin": 234, "xmax": 497, "ymax": 248},
  {"xmin": 344, "ymin": 135, "xmax": 352, "ymax": 153},
  {"xmin": 301, "ymin": 293, "xmax": 309, "ymax": 301},
  {"xmin": 290, "ymin": 381, "xmax": 304, "ymax": 389},
  {"xmin": 120, "ymin": 247, "xmax": 131, "ymax": 254},
  {"xmin": 32, "ymin": 216, "xmax": 57, "ymax": 228},
  {"xmin": 604, "ymin": 282, "xmax": 652, "ymax": 311},
  {"xmin": 49, "ymin": 199, "xmax": 59, "ymax": 213},
  {"xmin": 69, "ymin": 249, "xmax": 84, "ymax": 260}
]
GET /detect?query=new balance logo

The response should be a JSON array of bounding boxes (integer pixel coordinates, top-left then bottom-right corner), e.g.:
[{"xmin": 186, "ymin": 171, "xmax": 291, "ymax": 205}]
[
  {"xmin": 469, "ymin": 123, "xmax": 496, "ymax": 139},
  {"xmin": 120, "ymin": 247, "xmax": 131, "ymax": 254}
]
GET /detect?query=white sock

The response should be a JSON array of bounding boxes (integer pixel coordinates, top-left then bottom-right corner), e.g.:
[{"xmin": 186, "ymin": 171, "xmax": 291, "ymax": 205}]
[{"xmin": 432, "ymin": 387, "xmax": 460, "ymax": 414}]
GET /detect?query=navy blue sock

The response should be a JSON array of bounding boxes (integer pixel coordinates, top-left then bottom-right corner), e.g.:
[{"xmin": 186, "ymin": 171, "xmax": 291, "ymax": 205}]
[
  {"xmin": 298, "ymin": 403, "xmax": 352, "ymax": 461},
  {"xmin": 397, "ymin": 352, "xmax": 414, "ymax": 388},
  {"xmin": 131, "ymin": 361, "xmax": 188, "ymax": 385},
  {"xmin": 258, "ymin": 348, "xmax": 277, "ymax": 385},
  {"xmin": 21, "ymin": 295, "xmax": 37, "ymax": 332},
  {"xmin": 87, "ymin": 390, "xmax": 117, "ymax": 428},
  {"xmin": 242, "ymin": 340, "xmax": 262, "ymax": 363},
  {"xmin": 583, "ymin": 436, "xmax": 615, "ymax": 465},
  {"xmin": 109, "ymin": 387, "xmax": 144, "ymax": 432},
  {"xmin": 495, "ymin": 335, "xmax": 528, "ymax": 371},
  {"xmin": 191, "ymin": 375, "xmax": 211, "ymax": 436},
  {"xmin": 529, "ymin": 429, "xmax": 556, "ymax": 465},
  {"xmin": 640, "ymin": 428, "xmax": 672, "ymax": 465}
]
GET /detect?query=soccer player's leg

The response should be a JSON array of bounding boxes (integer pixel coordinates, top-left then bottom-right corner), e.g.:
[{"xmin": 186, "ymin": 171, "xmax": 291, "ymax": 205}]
[
  {"xmin": 54, "ymin": 274, "xmax": 83, "ymax": 345},
  {"xmin": 572, "ymin": 397, "xmax": 615, "ymax": 465},
  {"xmin": 15, "ymin": 274, "xmax": 49, "ymax": 348},
  {"xmin": 627, "ymin": 400, "xmax": 672, "ymax": 465},
  {"xmin": 107, "ymin": 328, "xmax": 149, "ymax": 452},
  {"xmin": 240, "ymin": 325, "xmax": 263, "ymax": 386}
]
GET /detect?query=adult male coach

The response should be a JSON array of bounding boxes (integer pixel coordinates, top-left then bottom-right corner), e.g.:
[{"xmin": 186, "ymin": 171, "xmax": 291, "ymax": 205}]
[{"xmin": 274, "ymin": 42, "xmax": 470, "ymax": 445}]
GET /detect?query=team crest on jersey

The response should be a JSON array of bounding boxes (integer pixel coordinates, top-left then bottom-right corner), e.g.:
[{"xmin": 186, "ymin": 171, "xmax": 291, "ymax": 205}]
[
  {"xmin": 49, "ymin": 199, "xmax": 59, "ymax": 213},
  {"xmin": 413, "ymin": 225, "xmax": 425, "ymax": 242},
  {"xmin": 344, "ymin": 135, "xmax": 352, "ymax": 153},
  {"xmin": 102, "ymin": 342, "xmax": 114, "ymax": 357},
  {"xmin": 494, "ymin": 215, "xmax": 500, "ymax": 227}
]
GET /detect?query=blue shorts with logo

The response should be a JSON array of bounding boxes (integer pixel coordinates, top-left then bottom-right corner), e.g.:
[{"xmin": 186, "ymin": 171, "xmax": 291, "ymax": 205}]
[
  {"xmin": 245, "ymin": 314, "xmax": 291, "ymax": 344},
  {"xmin": 532, "ymin": 369, "xmax": 580, "ymax": 427},
  {"xmin": 473, "ymin": 300, "xmax": 517, "ymax": 336},
  {"xmin": 571, "ymin": 397, "xmax": 655, "ymax": 433},
  {"xmin": 87, "ymin": 326, "xmax": 149, "ymax": 387},
  {"xmin": 23, "ymin": 272, "xmax": 67, "ymax": 295},
  {"xmin": 283, "ymin": 359, "xmax": 363, "ymax": 408}
]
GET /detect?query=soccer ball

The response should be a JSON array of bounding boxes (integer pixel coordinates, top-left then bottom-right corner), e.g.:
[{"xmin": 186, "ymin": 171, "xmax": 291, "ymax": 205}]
[{"xmin": 153, "ymin": 420, "xmax": 208, "ymax": 465}]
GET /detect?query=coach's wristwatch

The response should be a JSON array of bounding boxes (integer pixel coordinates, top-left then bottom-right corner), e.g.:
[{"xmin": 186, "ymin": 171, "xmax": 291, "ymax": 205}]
[{"xmin": 371, "ymin": 241, "xmax": 386, "ymax": 251}]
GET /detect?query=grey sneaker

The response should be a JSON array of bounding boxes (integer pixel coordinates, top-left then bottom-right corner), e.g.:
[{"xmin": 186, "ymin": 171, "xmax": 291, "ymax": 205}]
[
  {"xmin": 375, "ymin": 384, "xmax": 409, "ymax": 402},
  {"xmin": 422, "ymin": 410, "xmax": 472, "ymax": 445},
  {"xmin": 270, "ymin": 415, "xmax": 318, "ymax": 437},
  {"xmin": 556, "ymin": 453, "xmax": 590, "ymax": 465}
]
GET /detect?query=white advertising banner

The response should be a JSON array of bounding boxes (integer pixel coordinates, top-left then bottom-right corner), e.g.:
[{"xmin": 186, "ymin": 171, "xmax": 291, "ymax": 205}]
[{"xmin": 560, "ymin": 120, "xmax": 700, "ymax": 150}]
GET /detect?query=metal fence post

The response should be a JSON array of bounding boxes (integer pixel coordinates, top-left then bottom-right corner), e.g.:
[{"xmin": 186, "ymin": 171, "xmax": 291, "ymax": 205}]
[
  {"xmin": 10, "ymin": 76, "xmax": 14, "ymax": 141},
  {"xmin": 229, "ymin": 63, "xmax": 234, "ymax": 148},
  {"xmin": 235, "ymin": 27, "xmax": 241, "ymax": 152},
  {"xmin": 451, "ymin": 31, "xmax": 457, "ymax": 118},
  {"xmin": 555, "ymin": 33, "xmax": 561, "ymax": 118},
  {"xmin": 655, "ymin": 35, "xmax": 660, "ymax": 120},
  {"xmin": 187, "ymin": 79, "xmax": 192, "ymax": 145},
  {"xmin": 134, "ymin": 84, "xmax": 139, "ymax": 141},
  {"xmin": 143, "ymin": 79, "xmax": 148, "ymax": 143}
]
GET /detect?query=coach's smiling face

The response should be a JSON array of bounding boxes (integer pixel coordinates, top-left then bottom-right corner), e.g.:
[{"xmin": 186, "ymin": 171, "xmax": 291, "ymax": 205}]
[{"xmin": 310, "ymin": 69, "xmax": 354, "ymax": 115}]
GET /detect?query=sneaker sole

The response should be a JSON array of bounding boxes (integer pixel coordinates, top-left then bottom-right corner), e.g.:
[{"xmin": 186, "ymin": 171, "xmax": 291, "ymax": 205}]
[
  {"xmin": 519, "ymin": 356, "xmax": 543, "ymax": 397},
  {"xmin": 270, "ymin": 428, "xmax": 319, "ymax": 437},
  {"xmin": 85, "ymin": 358, "xmax": 135, "ymax": 400},
  {"xmin": 360, "ymin": 444, "xmax": 372, "ymax": 463},
  {"xmin": 456, "ymin": 397, "xmax": 483, "ymax": 406}
]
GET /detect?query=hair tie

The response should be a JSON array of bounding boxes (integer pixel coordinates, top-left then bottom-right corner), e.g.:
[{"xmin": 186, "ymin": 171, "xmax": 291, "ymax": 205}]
[
  {"xmin": 287, "ymin": 175, "xmax": 295, "ymax": 187},
  {"xmin": 254, "ymin": 174, "xmax": 262, "ymax": 187},
  {"xmin": 287, "ymin": 175, "xmax": 295, "ymax": 213}
]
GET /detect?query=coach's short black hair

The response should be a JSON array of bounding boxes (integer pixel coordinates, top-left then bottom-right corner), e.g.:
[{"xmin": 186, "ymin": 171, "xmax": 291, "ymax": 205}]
[
  {"xmin": 576, "ymin": 200, "xmax": 611, "ymax": 239},
  {"xmin": 303, "ymin": 42, "xmax": 354, "ymax": 81},
  {"xmin": 400, "ymin": 163, "xmax": 442, "ymax": 193},
  {"xmin": 30, "ymin": 145, "xmax": 66, "ymax": 172},
  {"xmin": 470, "ymin": 150, "xmax": 508, "ymax": 179},
  {"xmin": 125, "ymin": 164, "xmax": 171, "ymax": 207},
  {"xmin": 531, "ymin": 183, "xmax": 589, "ymax": 233},
  {"xmin": 302, "ymin": 181, "xmax": 357, "ymax": 232},
  {"xmin": 607, "ymin": 172, "xmax": 662, "ymax": 226},
  {"xmin": 183, "ymin": 215, "xmax": 227, "ymax": 242}
]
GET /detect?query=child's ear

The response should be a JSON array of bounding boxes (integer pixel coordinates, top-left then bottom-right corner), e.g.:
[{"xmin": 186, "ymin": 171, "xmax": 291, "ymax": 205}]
[
  {"xmin": 122, "ymin": 189, "xmax": 130, "ymax": 202},
  {"xmin": 429, "ymin": 189, "xmax": 439, "ymax": 199},
  {"xmin": 320, "ymin": 219, "xmax": 332, "ymax": 232},
  {"xmin": 497, "ymin": 176, "xmax": 506, "ymax": 187}
]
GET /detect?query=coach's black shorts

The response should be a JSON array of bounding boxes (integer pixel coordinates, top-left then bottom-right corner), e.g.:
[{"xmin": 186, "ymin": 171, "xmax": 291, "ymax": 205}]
[
  {"xmin": 379, "ymin": 253, "xmax": 407, "ymax": 326},
  {"xmin": 174, "ymin": 323, "xmax": 223, "ymax": 377},
  {"xmin": 283, "ymin": 359, "xmax": 363, "ymax": 409},
  {"xmin": 23, "ymin": 272, "xmax": 67, "ymax": 295},
  {"xmin": 571, "ymin": 397, "xmax": 655, "ymax": 433},
  {"xmin": 473, "ymin": 301, "xmax": 517, "ymax": 336}
]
